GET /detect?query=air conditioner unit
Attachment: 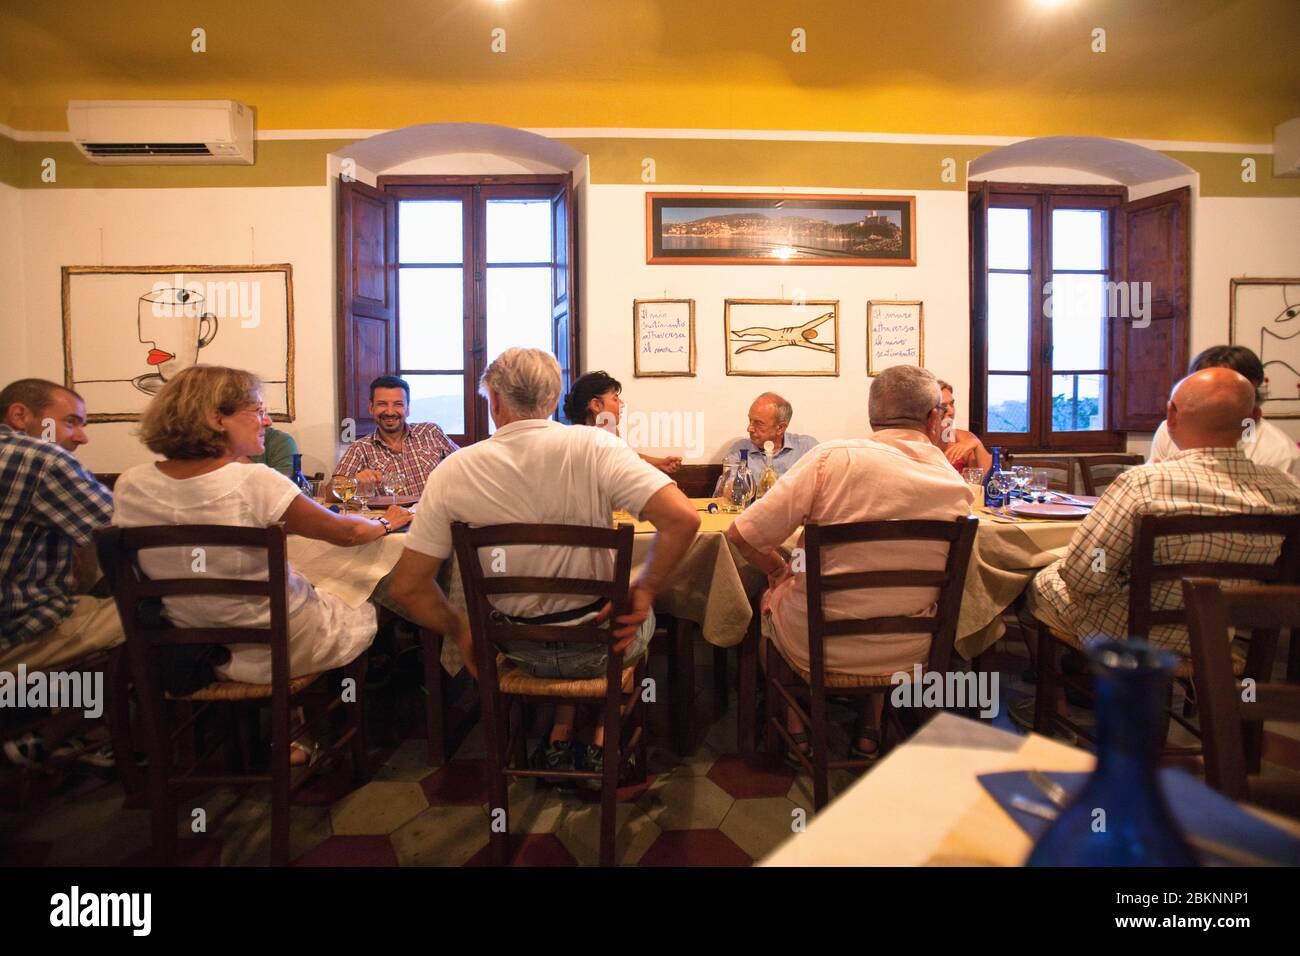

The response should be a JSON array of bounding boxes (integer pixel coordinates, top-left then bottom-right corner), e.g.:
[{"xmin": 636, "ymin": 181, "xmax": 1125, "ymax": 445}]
[
  {"xmin": 67, "ymin": 100, "xmax": 254, "ymax": 165},
  {"xmin": 1275, "ymin": 117, "xmax": 1300, "ymax": 178}
]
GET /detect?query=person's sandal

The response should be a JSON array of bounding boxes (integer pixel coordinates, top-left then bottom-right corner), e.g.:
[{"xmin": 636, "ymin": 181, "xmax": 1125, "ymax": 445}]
[
  {"xmin": 290, "ymin": 738, "xmax": 321, "ymax": 768},
  {"xmin": 849, "ymin": 729, "xmax": 882, "ymax": 762}
]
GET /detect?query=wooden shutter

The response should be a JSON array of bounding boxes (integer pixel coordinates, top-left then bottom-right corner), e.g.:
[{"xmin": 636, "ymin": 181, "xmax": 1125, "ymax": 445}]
[
  {"xmin": 1109, "ymin": 186, "xmax": 1190, "ymax": 431},
  {"xmin": 337, "ymin": 177, "xmax": 398, "ymax": 431},
  {"xmin": 550, "ymin": 177, "xmax": 578, "ymax": 408},
  {"xmin": 968, "ymin": 182, "xmax": 989, "ymax": 435}
]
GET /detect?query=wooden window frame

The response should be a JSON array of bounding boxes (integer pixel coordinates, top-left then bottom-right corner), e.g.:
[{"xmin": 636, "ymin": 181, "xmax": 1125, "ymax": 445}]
[{"xmin": 971, "ymin": 181, "xmax": 1128, "ymax": 453}]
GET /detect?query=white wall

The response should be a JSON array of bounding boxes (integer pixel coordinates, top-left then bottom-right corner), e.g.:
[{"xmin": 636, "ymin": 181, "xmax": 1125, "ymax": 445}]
[
  {"xmin": 0, "ymin": 183, "xmax": 27, "ymax": 388},
  {"xmin": 581, "ymin": 185, "xmax": 971, "ymax": 461},
  {"xmin": 11, "ymin": 186, "xmax": 337, "ymax": 475}
]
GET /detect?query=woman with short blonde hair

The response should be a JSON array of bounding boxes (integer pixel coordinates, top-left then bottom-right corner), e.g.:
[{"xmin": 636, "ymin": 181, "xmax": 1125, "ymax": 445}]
[{"xmin": 114, "ymin": 365, "xmax": 414, "ymax": 763}]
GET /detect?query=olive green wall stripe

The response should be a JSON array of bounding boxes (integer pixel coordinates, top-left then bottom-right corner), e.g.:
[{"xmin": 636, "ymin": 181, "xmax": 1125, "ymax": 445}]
[
  {"xmin": 1, "ymin": 132, "xmax": 1296, "ymax": 197},
  {"xmin": 10, "ymin": 139, "xmax": 357, "ymax": 188}
]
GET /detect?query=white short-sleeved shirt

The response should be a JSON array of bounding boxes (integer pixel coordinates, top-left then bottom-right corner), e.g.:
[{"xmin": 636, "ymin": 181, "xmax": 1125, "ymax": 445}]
[
  {"xmin": 1148, "ymin": 419, "xmax": 1300, "ymax": 481},
  {"xmin": 404, "ymin": 418, "xmax": 672, "ymax": 619},
  {"xmin": 112, "ymin": 462, "xmax": 312, "ymax": 628},
  {"xmin": 733, "ymin": 430, "xmax": 975, "ymax": 676}
]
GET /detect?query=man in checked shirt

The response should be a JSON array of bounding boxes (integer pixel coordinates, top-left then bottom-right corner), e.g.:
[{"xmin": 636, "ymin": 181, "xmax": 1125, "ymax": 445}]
[
  {"xmin": 1, "ymin": 379, "xmax": 120, "ymax": 766},
  {"xmin": 333, "ymin": 375, "xmax": 459, "ymax": 496},
  {"xmin": 1027, "ymin": 367, "xmax": 1300, "ymax": 656}
]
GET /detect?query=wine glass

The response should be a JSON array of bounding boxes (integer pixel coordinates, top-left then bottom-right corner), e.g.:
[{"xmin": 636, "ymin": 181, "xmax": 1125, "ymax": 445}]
[
  {"xmin": 986, "ymin": 470, "xmax": 1016, "ymax": 516},
  {"xmin": 354, "ymin": 477, "xmax": 376, "ymax": 513},
  {"xmin": 381, "ymin": 471, "xmax": 401, "ymax": 500},
  {"xmin": 1011, "ymin": 465, "xmax": 1033, "ymax": 501},
  {"xmin": 331, "ymin": 474, "xmax": 358, "ymax": 513}
]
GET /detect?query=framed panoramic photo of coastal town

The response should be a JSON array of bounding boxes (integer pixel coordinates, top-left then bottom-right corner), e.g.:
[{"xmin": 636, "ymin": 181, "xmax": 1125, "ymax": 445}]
[{"xmin": 646, "ymin": 192, "xmax": 916, "ymax": 266}]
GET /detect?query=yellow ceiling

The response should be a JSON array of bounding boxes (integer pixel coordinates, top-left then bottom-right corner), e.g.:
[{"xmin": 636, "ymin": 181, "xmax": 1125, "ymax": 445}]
[{"xmin": 2, "ymin": 0, "xmax": 1297, "ymax": 143}]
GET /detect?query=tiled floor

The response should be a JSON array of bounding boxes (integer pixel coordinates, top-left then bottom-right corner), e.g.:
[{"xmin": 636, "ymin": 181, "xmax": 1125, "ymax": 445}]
[{"xmin": 3, "ymin": 630, "xmax": 1298, "ymax": 867}]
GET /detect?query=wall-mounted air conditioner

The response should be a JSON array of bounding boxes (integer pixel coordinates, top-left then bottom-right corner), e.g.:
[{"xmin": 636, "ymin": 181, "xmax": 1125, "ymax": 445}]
[{"xmin": 67, "ymin": 99, "xmax": 255, "ymax": 165}]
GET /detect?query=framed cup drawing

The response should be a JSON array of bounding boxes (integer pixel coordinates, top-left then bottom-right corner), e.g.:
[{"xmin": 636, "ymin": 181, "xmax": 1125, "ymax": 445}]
[
  {"xmin": 1230, "ymin": 278, "xmax": 1300, "ymax": 418},
  {"xmin": 647, "ymin": 192, "xmax": 916, "ymax": 266},
  {"xmin": 61, "ymin": 264, "xmax": 295, "ymax": 422},
  {"xmin": 724, "ymin": 299, "xmax": 840, "ymax": 376}
]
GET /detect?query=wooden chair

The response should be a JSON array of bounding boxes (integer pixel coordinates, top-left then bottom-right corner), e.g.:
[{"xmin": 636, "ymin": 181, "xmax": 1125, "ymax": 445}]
[
  {"xmin": 1003, "ymin": 455, "xmax": 1075, "ymax": 493},
  {"xmin": 764, "ymin": 516, "xmax": 979, "ymax": 810},
  {"xmin": 1077, "ymin": 453, "xmax": 1145, "ymax": 496},
  {"xmin": 0, "ymin": 645, "xmax": 140, "ymax": 805},
  {"xmin": 96, "ymin": 524, "xmax": 367, "ymax": 866},
  {"xmin": 1034, "ymin": 514, "xmax": 1300, "ymax": 756},
  {"xmin": 1183, "ymin": 579, "xmax": 1300, "ymax": 817},
  {"xmin": 452, "ymin": 520, "xmax": 649, "ymax": 866},
  {"xmin": 673, "ymin": 463, "xmax": 723, "ymax": 499}
]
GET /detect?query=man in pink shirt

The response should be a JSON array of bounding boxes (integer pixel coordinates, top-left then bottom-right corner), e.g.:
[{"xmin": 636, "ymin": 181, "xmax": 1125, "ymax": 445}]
[{"xmin": 726, "ymin": 365, "xmax": 975, "ymax": 755}]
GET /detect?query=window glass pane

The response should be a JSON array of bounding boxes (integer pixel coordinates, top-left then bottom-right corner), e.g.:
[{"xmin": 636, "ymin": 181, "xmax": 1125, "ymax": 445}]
[
  {"xmin": 405, "ymin": 373, "xmax": 464, "ymax": 434},
  {"xmin": 987, "ymin": 207, "xmax": 1029, "ymax": 271},
  {"xmin": 1050, "ymin": 272, "xmax": 1104, "ymax": 370},
  {"xmin": 1051, "ymin": 374, "xmax": 1106, "ymax": 431},
  {"xmin": 1052, "ymin": 209, "xmax": 1105, "ymax": 271},
  {"xmin": 399, "ymin": 201, "xmax": 463, "ymax": 263},
  {"xmin": 487, "ymin": 199, "xmax": 552, "ymax": 264},
  {"xmin": 399, "ymin": 268, "xmax": 463, "ymax": 370},
  {"xmin": 486, "ymin": 267, "xmax": 553, "ymax": 363},
  {"xmin": 987, "ymin": 273, "xmax": 1030, "ymax": 371},
  {"xmin": 987, "ymin": 375, "xmax": 1030, "ymax": 433}
]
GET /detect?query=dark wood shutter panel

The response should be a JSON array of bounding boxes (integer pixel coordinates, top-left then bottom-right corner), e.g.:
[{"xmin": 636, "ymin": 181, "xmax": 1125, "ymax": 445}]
[
  {"xmin": 551, "ymin": 178, "xmax": 578, "ymax": 410},
  {"xmin": 1110, "ymin": 186, "xmax": 1190, "ymax": 432},
  {"xmin": 968, "ymin": 182, "xmax": 989, "ymax": 435},
  {"xmin": 337, "ymin": 177, "xmax": 398, "ymax": 431}
]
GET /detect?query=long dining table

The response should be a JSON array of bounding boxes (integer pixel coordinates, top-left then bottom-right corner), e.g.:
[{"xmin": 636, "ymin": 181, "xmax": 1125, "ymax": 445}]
[{"xmin": 287, "ymin": 498, "xmax": 1083, "ymax": 749}]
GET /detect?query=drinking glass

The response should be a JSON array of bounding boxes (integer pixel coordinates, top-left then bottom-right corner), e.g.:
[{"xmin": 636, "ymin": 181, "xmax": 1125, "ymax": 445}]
[
  {"xmin": 961, "ymin": 466, "xmax": 984, "ymax": 490},
  {"xmin": 987, "ymin": 470, "xmax": 1016, "ymax": 516},
  {"xmin": 331, "ymin": 474, "xmax": 358, "ymax": 513},
  {"xmin": 381, "ymin": 471, "xmax": 401, "ymax": 498},
  {"xmin": 354, "ymin": 477, "xmax": 376, "ymax": 512},
  {"xmin": 1027, "ymin": 468, "xmax": 1050, "ymax": 502},
  {"xmin": 1012, "ymin": 465, "xmax": 1032, "ymax": 501}
]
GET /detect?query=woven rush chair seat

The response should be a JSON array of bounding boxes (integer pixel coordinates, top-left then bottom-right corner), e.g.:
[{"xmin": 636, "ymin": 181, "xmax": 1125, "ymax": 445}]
[
  {"xmin": 1042, "ymin": 623, "xmax": 1245, "ymax": 679},
  {"xmin": 169, "ymin": 672, "xmax": 322, "ymax": 702},
  {"xmin": 494, "ymin": 654, "xmax": 636, "ymax": 698},
  {"xmin": 776, "ymin": 646, "xmax": 899, "ymax": 689}
]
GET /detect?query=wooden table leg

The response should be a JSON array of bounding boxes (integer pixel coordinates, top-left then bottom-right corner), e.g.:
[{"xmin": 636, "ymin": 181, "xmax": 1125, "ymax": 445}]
[
  {"xmin": 738, "ymin": 606, "xmax": 759, "ymax": 757},
  {"xmin": 673, "ymin": 617, "xmax": 696, "ymax": 755}
]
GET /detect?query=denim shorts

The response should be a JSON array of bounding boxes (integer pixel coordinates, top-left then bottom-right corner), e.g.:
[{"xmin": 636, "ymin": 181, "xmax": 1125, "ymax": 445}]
[{"xmin": 499, "ymin": 609, "xmax": 656, "ymax": 679}]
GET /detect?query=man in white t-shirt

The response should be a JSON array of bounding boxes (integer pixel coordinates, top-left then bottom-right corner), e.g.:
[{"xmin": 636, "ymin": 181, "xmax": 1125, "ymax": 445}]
[
  {"xmin": 1147, "ymin": 345, "xmax": 1300, "ymax": 481},
  {"xmin": 387, "ymin": 347, "xmax": 699, "ymax": 775}
]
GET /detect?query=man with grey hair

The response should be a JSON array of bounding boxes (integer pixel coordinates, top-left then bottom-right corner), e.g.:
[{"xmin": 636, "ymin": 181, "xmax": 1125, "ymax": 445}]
[
  {"xmin": 387, "ymin": 348, "xmax": 700, "ymax": 777},
  {"xmin": 722, "ymin": 391, "xmax": 818, "ymax": 479},
  {"xmin": 726, "ymin": 365, "xmax": 973, "ymax": 757}
]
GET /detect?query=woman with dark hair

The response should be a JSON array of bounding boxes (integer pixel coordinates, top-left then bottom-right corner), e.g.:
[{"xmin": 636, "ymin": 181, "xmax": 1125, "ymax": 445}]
[
  {"xmin": 563, "ymin": 371, "xmax": 682, "ymax": 474},
  {"xmin": 1147, "ymin": 345, "xmax": 1300, "ymax": 480}
]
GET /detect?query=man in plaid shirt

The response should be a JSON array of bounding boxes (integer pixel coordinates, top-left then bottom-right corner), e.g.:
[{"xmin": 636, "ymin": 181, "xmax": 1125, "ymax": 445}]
[
  {"xmin": 333, "ymin": 375, "xmax": 458, "ymax": 496},
  {"xmin": 1028, "ymin": 368, "xmax": 1300, "ymax": 655},
  {"xmin": 0, "ymin": 380, "xmax": 120, "ymax": 670}
]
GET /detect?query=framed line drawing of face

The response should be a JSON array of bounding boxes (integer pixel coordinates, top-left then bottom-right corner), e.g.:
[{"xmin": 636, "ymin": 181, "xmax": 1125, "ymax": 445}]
[
  {"xmin": 62, "ymin": 264, "xmax": 294, "ymax": 422},
  {"xmin": 724, "ymin": 299, "xmax": 840, "ymax": 376}
]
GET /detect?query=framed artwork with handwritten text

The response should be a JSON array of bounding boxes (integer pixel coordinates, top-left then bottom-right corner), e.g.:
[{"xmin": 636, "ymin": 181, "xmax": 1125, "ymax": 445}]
[
  {"xmin": 867, "ymin": 300, "xmax": 924, "ymax": 376},
  {"xmin": 633, "ymin": 298, "xmax": 696, "ymax": 376}
]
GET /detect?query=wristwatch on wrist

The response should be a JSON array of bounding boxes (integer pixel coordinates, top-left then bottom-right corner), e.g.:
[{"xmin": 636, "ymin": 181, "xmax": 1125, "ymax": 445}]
[{"xmin": 377, "ymin": 517, "xmax": 393, "ymax": 535}]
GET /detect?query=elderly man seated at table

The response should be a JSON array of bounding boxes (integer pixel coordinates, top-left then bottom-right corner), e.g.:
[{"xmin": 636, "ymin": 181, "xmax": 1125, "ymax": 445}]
[
  {"xmin": 722, "ymin": 392, "xmax": 818, "ymax": 479},
  {"xmin": 385, "ymin": 347, "xmax": 700, "ymax": 778},
  {"xmin": 1026, "ymin": 367, "xmax": 1300, "ymax": 654},
  {"xmin": 726, "ymin": 365, "xmax": 974, "ymax": 757}
]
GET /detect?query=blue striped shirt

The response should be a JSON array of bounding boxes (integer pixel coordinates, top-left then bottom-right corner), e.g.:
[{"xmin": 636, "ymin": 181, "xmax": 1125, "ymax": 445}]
[
  {"xmin": 0, "ymin": 425, "xmax": 113, "ymax": 648},
  {"xmin": 722, "ymin": 432, "xmax": 819, "ymax": 479}
]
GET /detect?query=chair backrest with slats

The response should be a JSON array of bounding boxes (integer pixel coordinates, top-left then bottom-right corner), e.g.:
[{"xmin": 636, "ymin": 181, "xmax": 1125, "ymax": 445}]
[
  {"xmin": 803, "ymin": 516, "xmax": 979, "ymax": 686},
  {"xmin": 1182, "ymin": 578, "xmax": 1300, "ymax": 801},
  {"xmin": 1078, "ymin": 453, "xmax": 1145, "ymax": 496},
  {"xmin": 1130, "ymin": 514, "xmax": 1300, "ymax": 639},
  {"xmin": 451, "ymin": 521, "xmax": 635, "ymax": 690}
]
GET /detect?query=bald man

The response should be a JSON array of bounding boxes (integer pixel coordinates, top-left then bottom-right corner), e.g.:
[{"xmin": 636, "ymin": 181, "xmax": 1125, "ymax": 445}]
[
  {"xmin": 1026, "ymin": 368, "xmax": 1300, "ymax": 656},
  {"xmin": 721, "ymin": 392, "xmax": 818, "ymax": 480}
]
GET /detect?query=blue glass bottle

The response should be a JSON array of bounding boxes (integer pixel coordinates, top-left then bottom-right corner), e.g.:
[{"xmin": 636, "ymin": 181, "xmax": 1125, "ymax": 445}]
[
  {"xmin": 982, "ymin": 446, "xmax": 1004, "ymax": 508},
  {"xmin": 1027, "ymin": 640, "xmax": 1197, "ymax": 867},
  {"xmin": 289, "ymin": 453, "xmax": 313, "ymax": 495}
]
